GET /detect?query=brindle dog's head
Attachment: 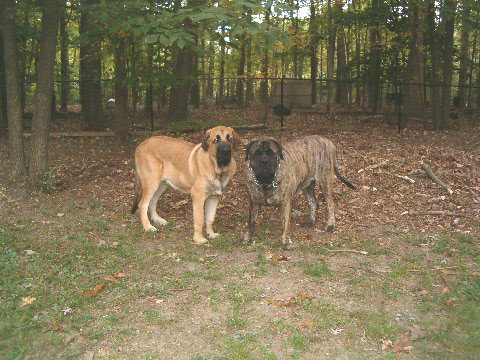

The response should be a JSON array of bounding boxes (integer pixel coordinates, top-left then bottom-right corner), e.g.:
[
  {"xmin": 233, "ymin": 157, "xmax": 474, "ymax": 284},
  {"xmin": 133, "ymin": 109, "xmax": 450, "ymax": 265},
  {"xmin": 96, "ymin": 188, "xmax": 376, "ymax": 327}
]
[
  {"xmin": 245, "ymin": 138, "xmax": 284, "ymax": 187},
  {"xmin": 201, "ymin": 126, "xmax": 240, "ymax": 168}
]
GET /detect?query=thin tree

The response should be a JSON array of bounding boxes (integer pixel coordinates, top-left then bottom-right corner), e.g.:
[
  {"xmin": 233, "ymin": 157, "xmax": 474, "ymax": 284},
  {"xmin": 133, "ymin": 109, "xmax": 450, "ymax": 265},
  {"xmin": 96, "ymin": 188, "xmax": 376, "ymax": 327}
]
[{"xmin": 113, "ymin": 35, "xmax": 129, "ymax": 141}]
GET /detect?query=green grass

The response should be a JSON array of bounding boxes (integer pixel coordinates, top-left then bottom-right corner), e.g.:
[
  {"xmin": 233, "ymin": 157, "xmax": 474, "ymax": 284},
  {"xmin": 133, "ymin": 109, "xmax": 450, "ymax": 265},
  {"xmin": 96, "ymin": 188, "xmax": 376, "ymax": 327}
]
[{"xmin": 302, "ymin": 262, "xmax": 332, "ymax": 279}]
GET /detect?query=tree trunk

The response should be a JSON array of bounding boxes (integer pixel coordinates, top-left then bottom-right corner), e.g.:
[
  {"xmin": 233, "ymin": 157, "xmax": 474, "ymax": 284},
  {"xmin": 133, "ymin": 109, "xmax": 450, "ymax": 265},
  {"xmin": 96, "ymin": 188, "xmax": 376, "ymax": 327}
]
[
  {"xmin": 352, "ymin": 0, "xmax": 361, "ymax": 107},
  {"xmin": 1, "ymin": 0, "xmax": 27, "ymax": 178},
  {"xmin": 131, "ymin": 40, "xmax": 138, "ymax": 114},
  {"xmin": 59, "ymin": 5, "xmax": 70, "ymax": 112},
  {"xmin": 403, "ymin": 0, "xmax": 425, "ymax": 117},
  {"xmin": 326, "ymin": 0, "xmax": 335, "ymax": 113},
  {"xmin": 309, "ymin": 0, "xmax": 319, "ymax": 105},
  {"xmin": 457, "ymin": 2, "xmax": 470, "ymax": 110},
  {"xmin": 367, "ymin": 21, "xmax": 381, "ymax": 112},
  {"xmin": 246, "ymin": 35, "xmax": 254, "ymax": 105},
  {"xmin": 144, "ymin": 43, "xmax": 153, "ymax": 117},
  {"xmin": 0, "ymin": 34, "xmax": 8, "ymax": 134},
  {"xmin": 260, "ymin": 7, "xmax": 271, "ymax": 104},
  {"xmin": 80, "ymin": 0, "xmax": 105, "ymax": 131},
  {"xmin": 29, "ymin": 0, "xmax": 61, "ymax": 185},
  {"xmin": 206, "ymin": 40, "xmax": 214, "ymax": 99},
  {"xmin": 168, "ymin": 46, "xmax": 193, "ymax": 121},
  {"xmin": 190, "ymin": 36, "xmax": 200, "ymax": 108},
  {"xmin": 114, "ymin": 36, "xmax": 129, "ymax": 141},
  {"xmin": 427, "ymin": 0, "xmax": 440, "ymax": 129},
  {"xmin": 439, "ymin": 0, "xmax": 457, "ymax": 130},
  {"xmin": 218, "ymin": 25, "xmax": 226, "ymax": 104},
  {"xmin": 236, "ymin": 35, "xmax": 246, "ymax": 107},
  {"xmin": 467, "ymin": 19, "xmax": 478, "ymax": 107}
]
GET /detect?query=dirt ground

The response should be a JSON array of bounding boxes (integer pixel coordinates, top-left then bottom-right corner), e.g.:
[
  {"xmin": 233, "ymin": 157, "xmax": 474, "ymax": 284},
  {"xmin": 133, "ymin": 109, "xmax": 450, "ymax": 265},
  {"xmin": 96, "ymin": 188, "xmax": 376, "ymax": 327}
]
[{"xmin": 1, "ymin": 107, "xmax": 479, "ymax": 359}]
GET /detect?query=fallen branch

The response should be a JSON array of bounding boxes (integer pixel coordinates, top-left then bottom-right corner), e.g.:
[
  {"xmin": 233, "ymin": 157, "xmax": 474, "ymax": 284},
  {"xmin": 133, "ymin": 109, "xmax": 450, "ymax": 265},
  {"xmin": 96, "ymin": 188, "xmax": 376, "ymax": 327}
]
[
  {"xmin": 407, "ymin": 211, "xmax": 468, "ymax": 218},
  {"xmin": 327, "ymin": 249, "xmax": 369, "ymax": 255},
  {"xmin": 389, "ymin": 173, "xmax": 415, "ymax": 184},
  {"xmin": 367, "ymin": 160, "xmax": 389, "ymax": 171},
  {"xmin": 421, "ymin": 163, "xmax": 453, "ymax": 194}
]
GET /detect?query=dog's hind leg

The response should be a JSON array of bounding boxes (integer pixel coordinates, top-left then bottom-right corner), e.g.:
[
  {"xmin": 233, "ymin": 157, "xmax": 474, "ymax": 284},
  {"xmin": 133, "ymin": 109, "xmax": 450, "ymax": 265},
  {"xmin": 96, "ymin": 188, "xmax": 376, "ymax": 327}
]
[
  {"xmin": 205, "ymin": 195, "xmax": 220, "ymax": 239},
  {"xmin": 301, "ymin": 181, "xmax": 317, "ymax": 227},
  {"xmin": 149, "ymin": 182, "xmax": 168, "ymax": 227},
  {"xmin": 137, "ymin": 159, "xmax": 162, "ymax": 232}
]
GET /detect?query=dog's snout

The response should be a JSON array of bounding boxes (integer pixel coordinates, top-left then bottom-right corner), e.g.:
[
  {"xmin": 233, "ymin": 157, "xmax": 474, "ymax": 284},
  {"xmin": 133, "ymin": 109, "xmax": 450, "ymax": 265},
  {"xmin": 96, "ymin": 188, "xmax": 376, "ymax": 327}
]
[
  {"xmin": 216, "ymin": 143, "xmax": 232, "ymax": 167},
  {"xmin": 218, "ymin": 143, "xmax": 231, "ymax": 154}
]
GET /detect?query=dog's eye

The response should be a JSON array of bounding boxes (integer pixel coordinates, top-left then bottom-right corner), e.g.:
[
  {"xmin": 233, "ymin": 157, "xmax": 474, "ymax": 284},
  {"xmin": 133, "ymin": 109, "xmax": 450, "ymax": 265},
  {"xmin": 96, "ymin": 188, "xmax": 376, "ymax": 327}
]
[
  {"xmin": 226, "ymin": 134, "xmax": 232, "ymax": 142},
  {"xmin": 214, "ymin": 135, "xmax": 220, "ymax": 143}
]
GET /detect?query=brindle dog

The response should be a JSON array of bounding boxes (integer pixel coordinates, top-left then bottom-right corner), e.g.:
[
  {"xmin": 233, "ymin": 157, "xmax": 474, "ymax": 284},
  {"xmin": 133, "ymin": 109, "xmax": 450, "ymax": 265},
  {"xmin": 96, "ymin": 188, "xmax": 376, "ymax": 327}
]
[{"xmin": 244, "ymin": 135, "xmax": 354, "ymax": 249}]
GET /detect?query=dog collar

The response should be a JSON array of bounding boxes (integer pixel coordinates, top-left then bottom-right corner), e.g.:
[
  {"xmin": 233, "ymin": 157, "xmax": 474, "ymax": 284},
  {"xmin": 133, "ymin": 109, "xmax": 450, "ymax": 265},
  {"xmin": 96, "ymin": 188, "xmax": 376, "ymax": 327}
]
[{"xmin": 247, "ymin": 160, "xmax": 282, "ymax": 190}]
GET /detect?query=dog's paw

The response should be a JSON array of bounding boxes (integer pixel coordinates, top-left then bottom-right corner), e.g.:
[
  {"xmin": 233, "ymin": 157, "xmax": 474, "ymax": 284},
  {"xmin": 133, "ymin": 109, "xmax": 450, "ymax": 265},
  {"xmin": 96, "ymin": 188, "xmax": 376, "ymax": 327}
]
[
  {"xmin": 207, "ymin": 232, "xmax": 220, "ymax": 239},
  {"xmin": 193, "ymin": 236, "xmax": 208, "ymax": 245},
  {"xmin": 326, "ymin": 225, "xmax": 335, "ymax": 233},
  {"xmin": 152, "ymin": 217, "xmax": 168, "ymax": 227},
  {"xmin": 144, "ymin": 224, "xmax": 158, "ymax": 232}
]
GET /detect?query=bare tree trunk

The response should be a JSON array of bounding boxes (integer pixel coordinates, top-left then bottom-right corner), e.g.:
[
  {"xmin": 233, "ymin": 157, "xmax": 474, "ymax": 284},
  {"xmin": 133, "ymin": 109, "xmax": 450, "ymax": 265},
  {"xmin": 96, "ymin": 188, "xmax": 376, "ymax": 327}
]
[
  {"xmin": 29, "ymin": 0, "xmax": 61, "ymax": 185},
  {"xmin": 218, "ymin": 25, "xmax": 226, "ymax": 104},
  {"xmin": 367, "ymin": 0, "xmax": 381, "ymax": 114},
  {"xmin": 168, "ymin": 46, "xmax": 193, "ymax": 121},
  {"xmin": 439, "ymin": 0, "xmax": 457, "ymax": 130},
  {"xmin": 206, "ymin": 40, "xmax": 214, "ymax": 98},
  {"xmin": 427, "ymin": 0, "xmax": 440, "ymax": 129},
  {"xmin": 457, "ymin": 2, "xmax": 470, "ymax": 110},
  {"xmin": 190, "ymin": 37, "xmax": 200, "ymax": 108},
  {"xmin": 131, "ymin": 40, "xmax": 138, "ymax": 114},
  {"xmin": 260, "ymin": 7, "xmax": 271, "ymax": 104},
  {"xmin": 59, "ymin": 5, "xmax": 69, "ymax": 112},
  {"xmin": 2, "ymin": 0, "xmax": 27, "ymax": 178},
  {"xmin": 352, "ymin": 0, "xmax": 361, "ymax": 107},
  {"xmin": 326, "ymin": 0, "xmax": 335, "ymax": 113},
  {"xmin": 236, "ymin": 36, "xmax": 246, "ymax": 107},
  {"xmin": 246, "ymin": 35, "xmax": 254, "ymax": 105},
  {"xmin": 80, "ymin": 0, "xmax": 104, "ymax": 131},
  {"xmin": 114, "ymin": 36, "xmax": 129, "ymax": 141},
  {"xmin": 309, "ymin": 0, "xmax": 319, "ymax": 105},
  {"xmin": 0, "ymin": 34, "xmax": 8, "ymax": 134},
  {"xmin": 467, "ymin": 19, "xmax": 478, "ymax": 107},
  {"xmin": 144, "ymin": 43, "xmax": 153, "ymax": 117}
]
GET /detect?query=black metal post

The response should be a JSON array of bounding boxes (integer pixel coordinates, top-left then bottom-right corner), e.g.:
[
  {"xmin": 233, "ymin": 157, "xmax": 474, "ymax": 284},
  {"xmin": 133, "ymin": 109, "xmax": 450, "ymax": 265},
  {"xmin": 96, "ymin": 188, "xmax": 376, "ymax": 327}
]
[
  {"xmin": 149, "ymin": 82, "xmax": 153, "ymax": 131},
  {"xmin": 280, "ymin": 75, "xmax": 285, "ymax": 128}
]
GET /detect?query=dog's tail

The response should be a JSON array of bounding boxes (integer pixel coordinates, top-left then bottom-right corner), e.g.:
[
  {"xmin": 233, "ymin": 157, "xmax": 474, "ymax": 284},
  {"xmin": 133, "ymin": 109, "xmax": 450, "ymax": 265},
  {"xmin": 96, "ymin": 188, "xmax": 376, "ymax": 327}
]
[
  {"xmin": 333, "ymin": 149, "xmax": 355, "ymax": 190},
  {"xmin": 131, "ymin": 172, "xmax": 142, "ymax": 214}
]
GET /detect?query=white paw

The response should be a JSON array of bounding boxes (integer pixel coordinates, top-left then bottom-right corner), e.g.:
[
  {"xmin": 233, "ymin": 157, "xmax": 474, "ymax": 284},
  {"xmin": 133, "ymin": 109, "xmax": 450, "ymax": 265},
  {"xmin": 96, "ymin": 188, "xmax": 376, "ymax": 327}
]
[
  {"xmin": 207, "ymin": 232, "xmax": 220, "ymax": 239},
  {"xmin": 144, "ymin": 224, "xmax": 158, "ymax": 232},
  {"xmin": 193, "ymin": 236, "xmax": 208, "ymax": 245},
  {"xmin": 152, "ymin": 217, "xmax": 168, "ymax": 227}
]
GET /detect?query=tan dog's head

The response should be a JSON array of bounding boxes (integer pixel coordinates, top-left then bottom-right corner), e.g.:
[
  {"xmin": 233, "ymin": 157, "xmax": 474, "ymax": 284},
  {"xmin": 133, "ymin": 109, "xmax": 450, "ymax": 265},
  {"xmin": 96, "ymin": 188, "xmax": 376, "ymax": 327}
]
[{"xmin": 201, "ymin": 126, "xmax": 240, "ymax": 168}]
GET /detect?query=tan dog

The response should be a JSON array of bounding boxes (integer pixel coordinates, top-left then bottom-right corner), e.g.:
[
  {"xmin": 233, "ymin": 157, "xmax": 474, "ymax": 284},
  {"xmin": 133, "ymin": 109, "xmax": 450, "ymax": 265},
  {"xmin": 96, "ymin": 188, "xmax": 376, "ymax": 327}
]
[{"xmin": 131, "ymin": 126, "xmax": 239, "ymax": 244}]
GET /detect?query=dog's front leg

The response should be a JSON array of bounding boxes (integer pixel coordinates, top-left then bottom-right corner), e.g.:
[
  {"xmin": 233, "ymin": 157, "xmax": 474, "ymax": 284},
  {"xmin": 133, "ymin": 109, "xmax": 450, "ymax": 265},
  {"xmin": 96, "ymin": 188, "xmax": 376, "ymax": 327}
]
[
  {"xmin": 205, "ymin": 195, "xmax": 220, "ymax": 239},
  {"xmin": 191, "ymin": 190, "xmax": 208, "ymax": 244},
  {"xmin": 281, "ymin": 198, "xmax": 295, "ymax": 250},
  {"xmin": 243, "ymin": 197, "xmax": 260, "ymax": 245}
]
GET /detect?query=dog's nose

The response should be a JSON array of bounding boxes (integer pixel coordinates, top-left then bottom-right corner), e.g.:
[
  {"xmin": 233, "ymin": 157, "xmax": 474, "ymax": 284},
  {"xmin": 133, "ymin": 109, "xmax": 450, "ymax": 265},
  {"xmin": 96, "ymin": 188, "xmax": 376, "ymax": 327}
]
[{"xmin": 218, "ymin": 143, "xmax": 231, "ymax": 154}]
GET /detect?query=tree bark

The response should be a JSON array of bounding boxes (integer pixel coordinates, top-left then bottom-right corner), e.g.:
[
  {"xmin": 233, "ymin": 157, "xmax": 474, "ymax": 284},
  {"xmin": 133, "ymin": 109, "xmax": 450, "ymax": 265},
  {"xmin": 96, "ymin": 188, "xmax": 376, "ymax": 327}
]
[
  {"xmin": 1, "ymin": 0, "xmax": 27, "ymax": 178},
  {"xmin": 309, "ymin": 0, "xmax": 319, "ymax": 105},
  {"xmin": 353, "ymin": 0, "xmax": 361, "ymax": 107},
  {"xmin": 218, "ymin": 24, "xmax": 226, "ymax": 104},
  {"xmin": 206, "ymin": 40, "xmax": 214, "ymax": 99},
  {"xmin": 0, "ymin": 34, "xmax": 8, "ymax": 134},
  {"xmin": 236, "ymin": 36, "xmax": 246, "ymax": 107},
  {"xmin": 114, "ymin": 36, "xmax": 129, "ymax": 141},
  {"xmin": 439, "ymin": 0, "xmax": 457, "ymax": 130},
  {"xmin": 427, "ymin": 0, "xmax": 440, "ymax": 129},
  {"xmin": 59, "ymin": 5, "xmax": 70, "ymax": 112},
  {"xmin": 168, "ymin": 45, "xmax": 193, "ymax": 121},
  {"xmin": 457, "ymin": 1, "xmax": 470, "ymax": 110},
  {"xmin": 326, "ymin": 0, "xmax": 335, "ymax": 113},
  {"xmin": 367, "ymin": 0, "xmax": 381, "ymax": 114},
  {"xmin": 80, "ymin": 0, "xmax": 105, "ymax": 131},
  {"xmin": 29, "ymin": 0, "xmax": 62, "ymax": 185},
  {"xmin": 403, "ymin": 0, "xmax": 425, "ymax": 117},
  {"xmin": 144, "ymin": 43, "xmax": 153, "ymax": 118},
  {"xmin": 246, "ymin": 35, "xmax": 254, "ymax": 105}
]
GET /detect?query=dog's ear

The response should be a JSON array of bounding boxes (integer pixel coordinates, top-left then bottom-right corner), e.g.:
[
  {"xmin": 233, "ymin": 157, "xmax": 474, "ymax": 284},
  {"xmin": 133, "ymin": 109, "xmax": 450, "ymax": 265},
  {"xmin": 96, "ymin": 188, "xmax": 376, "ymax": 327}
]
[
  {"xmin": 232, "ymin": 129, "xmax": 241, "ymax": 150},
  {"xmin": 201, "ymin": 130, "xmax": 210, "ymax": 151},
  {"xmin": 245, "ymin": 139, "xmax": 258, "ymax": 161},
  {"xmin": 271, "ymin": 139, "xmax": 284, "ymax": 160}
]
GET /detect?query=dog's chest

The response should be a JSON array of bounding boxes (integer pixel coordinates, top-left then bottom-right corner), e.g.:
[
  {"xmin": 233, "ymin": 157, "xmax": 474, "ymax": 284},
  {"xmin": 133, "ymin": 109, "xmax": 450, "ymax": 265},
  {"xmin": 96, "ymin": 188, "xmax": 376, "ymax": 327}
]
[{"xmin": 207, "ymin": 174, "xmax": 230, "ymax": 196}]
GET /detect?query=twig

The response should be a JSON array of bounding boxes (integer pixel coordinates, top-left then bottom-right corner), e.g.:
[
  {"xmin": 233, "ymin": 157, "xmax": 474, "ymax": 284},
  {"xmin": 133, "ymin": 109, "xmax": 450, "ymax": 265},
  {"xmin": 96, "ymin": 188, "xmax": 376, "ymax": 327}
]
[
  {"xmin": 167, "ymin": 284, "xmax": 199, "ymax": 292},
  {"xmin": 367, "ymin": 160, "xmax": 389, "ymax": 171},
  {"xmin": 389, "ymin": 173, "xmax": 415, "ymax": 183},
  {"xmin": 421, "ymin": 163, "xmax": 453, "ymax": 194},
  {"xmin": 327, "ymin": 249, "xmax": 369, "ymax": 255},
  {"xmin": 407, "ymin": 210, "xmax": 468, "ymax": 218}
]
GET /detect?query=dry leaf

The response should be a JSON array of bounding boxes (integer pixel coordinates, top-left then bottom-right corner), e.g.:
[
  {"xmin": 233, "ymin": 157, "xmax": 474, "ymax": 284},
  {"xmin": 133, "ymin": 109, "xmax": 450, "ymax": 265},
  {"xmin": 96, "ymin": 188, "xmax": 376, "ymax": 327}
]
[
  {"xmin": 446, "ymin": 298, "xmax": 456, "ymax": 307},
  {"xmin": 305, "ymin": 319, "xmax": 314, "ymax": 330},
  {"xmin": 418, "ymin": 289, "xmax": 430, "ymax": 296},
  {"xmin": 21, "ymin": 296, "xmax": 36, "ymax": 306},
  {"xmin": 173, "ymin": 199, "xmax": 189, "ymax": 209},
  {"xmin": 102, "ymin": 275, "xmax": 117, "ymax": 282},
  {"xmin": 442, "ymin": 287, "xmax": 450, "ymax": 294},
  {"xmin": 381, "ymin": 339, "xmax": 393, "ymax": 351},
  {"xmin": 83, "ymin": 283, "xmax": 106, "ymax": 297},
  {"xmin": 392, "ymin": 334, "xmax": 412, "ymax": 353},
  {"xmin": 298, "ymin": 291, "xmax": 310, "ymax": 301},
  {"xmin": 442, "ymin": 269, "xmax": 454, "ymax": 276},
  {"xmin": 116, "ymin": 272, "xmax": 128, "ymax": 278}
]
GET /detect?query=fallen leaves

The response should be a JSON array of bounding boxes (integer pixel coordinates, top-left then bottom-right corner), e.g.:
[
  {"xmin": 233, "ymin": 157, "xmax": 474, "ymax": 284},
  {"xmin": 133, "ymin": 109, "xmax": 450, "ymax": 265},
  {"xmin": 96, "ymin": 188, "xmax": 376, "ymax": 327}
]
[
  {"xmin": 21, "ymin": 296, "xmax": 36, "ymax": 306},
  {"xmin": 83, "ymin": 272, "xmax": 128, "ymax": 297},
  {"xmin": 392, "ymin": 334, "xmax": 412, "ymax": 353},
  {"xmin": 265, "ymin": 251, "xmax": 289, "ymax": 261},
  {"xmin": 267, "ymin": 291, "xmax": 314, "ymax": 309}
]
